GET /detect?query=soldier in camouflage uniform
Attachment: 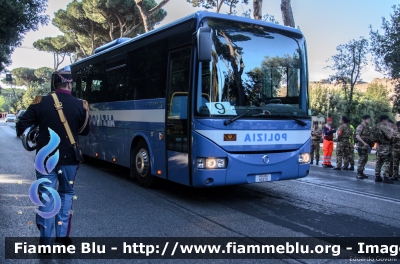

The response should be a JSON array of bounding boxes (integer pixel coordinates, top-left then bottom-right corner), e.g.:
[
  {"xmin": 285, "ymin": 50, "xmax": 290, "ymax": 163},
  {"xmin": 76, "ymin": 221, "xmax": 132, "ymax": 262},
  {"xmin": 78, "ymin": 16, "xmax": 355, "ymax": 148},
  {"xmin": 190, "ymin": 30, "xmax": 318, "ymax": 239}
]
[
  {"xmin": 374, "ymin": 115, "xmax": 394, "ymax": 183},
  {"xmin": 388, "ymin": 120, "xmax": 396, "ymax": 177},
  {"xmin": 334, "ymin": 116, "xmax": 351, "ymax": 170},
  {"xmin": 355, "ymin": 115, "xmax": 371, "ymax": 179},
  {"xmin": 343, "ymin": 123, "xmax": 355, "ymax": 171},
  {"xmin": 391, "ymin": 121, "xmax": 400, "ymax": 181},
  {"xmin": 310, "ymin": 121, "xmax": 322, "ymax": 165}
]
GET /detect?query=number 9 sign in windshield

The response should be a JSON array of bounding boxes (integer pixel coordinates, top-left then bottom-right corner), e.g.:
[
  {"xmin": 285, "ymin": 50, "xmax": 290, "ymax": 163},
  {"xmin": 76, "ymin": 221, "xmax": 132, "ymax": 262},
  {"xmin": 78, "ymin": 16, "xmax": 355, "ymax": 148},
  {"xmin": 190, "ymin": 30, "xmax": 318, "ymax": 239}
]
[{"xmin": 206, "ymin": 102, "xmax": 237, "ymax": 116}]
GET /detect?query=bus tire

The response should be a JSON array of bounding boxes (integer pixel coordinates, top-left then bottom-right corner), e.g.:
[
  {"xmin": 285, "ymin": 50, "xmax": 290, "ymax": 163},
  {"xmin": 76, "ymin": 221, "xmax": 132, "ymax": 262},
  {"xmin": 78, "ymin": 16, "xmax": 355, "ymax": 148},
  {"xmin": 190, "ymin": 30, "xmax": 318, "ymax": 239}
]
[{"xmin": 132, "ymin": 140, "xmax": 155, "ymax": 188}]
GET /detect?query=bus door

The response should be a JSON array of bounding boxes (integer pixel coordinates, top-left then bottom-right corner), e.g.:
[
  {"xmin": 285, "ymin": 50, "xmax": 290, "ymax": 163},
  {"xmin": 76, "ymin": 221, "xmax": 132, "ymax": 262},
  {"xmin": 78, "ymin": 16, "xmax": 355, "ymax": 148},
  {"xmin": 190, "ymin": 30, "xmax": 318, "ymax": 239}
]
[{"xmin": 166, "ymin": 48, "xmax": 192, "ymax": 185}]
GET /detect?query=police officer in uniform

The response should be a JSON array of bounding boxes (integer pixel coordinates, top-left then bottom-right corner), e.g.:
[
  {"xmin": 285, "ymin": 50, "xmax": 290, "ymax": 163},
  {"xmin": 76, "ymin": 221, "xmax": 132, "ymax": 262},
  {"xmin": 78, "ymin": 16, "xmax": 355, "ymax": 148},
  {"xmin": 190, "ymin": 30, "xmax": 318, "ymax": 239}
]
[
  {"xmin": 16, "ymin": 69, "xmax": 89, "ymax": 245},
  {"xmin": 310, "ymin": 121, "xmax": 322, "ymax": 165},
  {"xmin": 355, "ymin": 115, "xmax": 371, "ymax": 179},
  {"xmin": 334, "ymin": 116, "xmax": 351, "ymax": 170},
  {"xmin": 374, "ymin": 115, "xmax": 394, "ymax": 183}
]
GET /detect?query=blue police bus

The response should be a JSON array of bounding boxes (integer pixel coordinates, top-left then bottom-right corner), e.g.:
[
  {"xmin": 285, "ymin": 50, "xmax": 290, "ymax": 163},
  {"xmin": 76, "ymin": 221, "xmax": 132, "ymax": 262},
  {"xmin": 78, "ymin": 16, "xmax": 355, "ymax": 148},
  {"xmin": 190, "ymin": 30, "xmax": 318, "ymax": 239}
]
[{"xmin": 70, "ymin": 11, "xmax": 311, "ymax": 187}]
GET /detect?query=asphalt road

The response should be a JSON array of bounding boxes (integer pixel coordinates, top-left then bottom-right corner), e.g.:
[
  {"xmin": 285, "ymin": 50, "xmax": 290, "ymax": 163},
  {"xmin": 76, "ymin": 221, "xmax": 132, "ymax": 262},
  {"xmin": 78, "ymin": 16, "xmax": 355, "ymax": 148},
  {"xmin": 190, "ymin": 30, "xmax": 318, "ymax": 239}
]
[{"xmin": 1, "ymin": 120, "xmax": 400, "ymax": 264}]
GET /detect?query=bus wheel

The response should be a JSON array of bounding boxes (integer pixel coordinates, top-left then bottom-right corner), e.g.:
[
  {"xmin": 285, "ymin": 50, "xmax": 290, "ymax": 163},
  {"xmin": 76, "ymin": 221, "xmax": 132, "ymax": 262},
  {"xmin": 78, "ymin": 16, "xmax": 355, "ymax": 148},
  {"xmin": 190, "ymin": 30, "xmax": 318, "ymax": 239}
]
[{"xmin": 133, "ymin": 140, "xmax": 155, "ymax": 187}]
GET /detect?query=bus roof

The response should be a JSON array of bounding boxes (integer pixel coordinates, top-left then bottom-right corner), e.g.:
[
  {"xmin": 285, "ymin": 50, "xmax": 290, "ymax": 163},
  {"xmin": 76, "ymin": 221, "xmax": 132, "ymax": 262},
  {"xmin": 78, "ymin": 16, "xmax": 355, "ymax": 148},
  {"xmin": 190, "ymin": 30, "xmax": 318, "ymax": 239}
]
[{"xmin": 70, "ymin": 11, "xmax": 303, "ymax": 68}]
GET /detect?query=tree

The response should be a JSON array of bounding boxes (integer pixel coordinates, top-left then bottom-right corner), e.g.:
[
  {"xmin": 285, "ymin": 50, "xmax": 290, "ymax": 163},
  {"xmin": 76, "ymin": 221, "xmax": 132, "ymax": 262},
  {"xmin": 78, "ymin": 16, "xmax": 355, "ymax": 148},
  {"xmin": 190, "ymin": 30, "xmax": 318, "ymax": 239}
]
[
  {"xmin": 0, "ymin": 0, "xmax": 49, "ymax": 71},
  {"xmin": 134, "ymin": 0, "xmax": 170, "ymax": 32},
  {"xmin": 33, "ymin": 36, "xmax": 76, "ymax": 70},
  {"xmin": 309, "ymin": 83, "xmax": 394, "ymax": 127},
  {"xmin": 10, "ymin": 68, "xmax": 39, "ymax": 87},
  {"xmin": 326, "ymin": 37, "xmax": 369, "ymax": 116},
  {"xmin": 187, "ymin": 0, "xmax": 249, "ymax": 14},
  {"xmin": 52, "ymin": 0, "xmax": 108, "ymax": 57},
  {"xmin": 253, "ymin": 0, "xmax": 262, "ymax": 20},
  {"xmin": 49, "ymin": 0, "xmax": 167, "ymax": 59},
  {"xmin": 21, "ymin": 82, "xmax": 51, "ymax": 109},
  {"xmin": 281, "ymin": 0, "xmax": 295, "ymax": 27},
  {"xmin": 34, "ymin": 67, "xmax": 53, "ymax": 82},
  {"xmin": 370, "ymin": 5, "xmax": 400, "ymax": 114},
  {"xmin": 263, "ymin": 14, "xmax": 279, "ymax": 24},
  {"xmin": 83, "ymin": 0, "xmax": 167, "ymax": 38}
]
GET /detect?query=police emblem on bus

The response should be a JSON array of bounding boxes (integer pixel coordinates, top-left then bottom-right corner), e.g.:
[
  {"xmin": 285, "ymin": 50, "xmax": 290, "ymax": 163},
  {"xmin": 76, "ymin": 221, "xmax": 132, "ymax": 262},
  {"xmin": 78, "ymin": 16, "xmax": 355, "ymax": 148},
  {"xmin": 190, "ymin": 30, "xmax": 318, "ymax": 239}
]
[{"xmin": 224, "ymin": 134, "xmax": 237, "ymax": 141}]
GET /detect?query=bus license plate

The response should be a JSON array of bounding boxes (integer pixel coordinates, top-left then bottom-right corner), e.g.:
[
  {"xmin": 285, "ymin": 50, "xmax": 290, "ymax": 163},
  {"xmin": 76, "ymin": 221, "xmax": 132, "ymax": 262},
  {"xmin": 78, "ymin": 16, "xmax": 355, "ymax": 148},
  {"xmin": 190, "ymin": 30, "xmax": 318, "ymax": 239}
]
[{"xmin": 255, "ymin": 174, "xmax": 271, "ymax": 182}]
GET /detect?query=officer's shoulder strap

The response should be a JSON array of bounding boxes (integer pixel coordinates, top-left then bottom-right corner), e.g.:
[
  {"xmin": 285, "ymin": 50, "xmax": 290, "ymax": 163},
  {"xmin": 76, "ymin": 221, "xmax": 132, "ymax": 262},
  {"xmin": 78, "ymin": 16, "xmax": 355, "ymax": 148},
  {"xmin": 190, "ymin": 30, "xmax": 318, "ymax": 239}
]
[{"xmin": 31, "ymin": 95, "xmax": 43, "ymax": 105}]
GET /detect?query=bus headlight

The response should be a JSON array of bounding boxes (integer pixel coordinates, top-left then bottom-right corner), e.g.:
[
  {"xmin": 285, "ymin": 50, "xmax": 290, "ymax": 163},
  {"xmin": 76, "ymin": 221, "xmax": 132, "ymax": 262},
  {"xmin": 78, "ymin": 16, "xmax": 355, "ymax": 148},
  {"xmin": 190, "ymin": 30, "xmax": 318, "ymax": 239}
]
[
  {"xmin": 299, "ymin": 153, "xmax": 311, "ymax": 163},
  {"xmin": 197, "ymin": 158, "xmax": 227, "ymax": 169}
]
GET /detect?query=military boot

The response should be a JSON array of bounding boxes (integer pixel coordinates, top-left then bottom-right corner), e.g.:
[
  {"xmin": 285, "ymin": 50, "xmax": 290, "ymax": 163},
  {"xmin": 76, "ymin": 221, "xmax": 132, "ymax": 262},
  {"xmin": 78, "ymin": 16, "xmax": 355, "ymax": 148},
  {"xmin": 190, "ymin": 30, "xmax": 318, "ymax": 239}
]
[
  {"xmin": 383, "ymin": 177, "xmax": 394, "ymax": 184},
  {"xmin": 361, "ymin": 172, "xmax": 368, "ymax": 178},
  {"xmin": 310, "ymin": 160, "xmax": 313, "ymax": 165},
  {"xmin": 349, "ymin": 166, "xmax": 354, "ymax": 171},
  {"xmin": 375, "ymin": 176, "xmax": 383, "ymax": 183},
  {"xmin": 356, "ymin": 172, "xmax": 364, "ymax": 179},
  {"xmin": 316, "ymin": 160, "xmax": 319, "ymax": 165}
]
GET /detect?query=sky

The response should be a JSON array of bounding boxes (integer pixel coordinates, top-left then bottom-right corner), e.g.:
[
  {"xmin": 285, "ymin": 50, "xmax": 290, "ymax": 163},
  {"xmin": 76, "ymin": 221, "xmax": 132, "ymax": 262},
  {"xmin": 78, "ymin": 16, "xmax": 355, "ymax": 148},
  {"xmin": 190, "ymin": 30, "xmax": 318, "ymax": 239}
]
[{"xmin": 7, "ymin": 0, "xmax": 399, "ymax": 83}]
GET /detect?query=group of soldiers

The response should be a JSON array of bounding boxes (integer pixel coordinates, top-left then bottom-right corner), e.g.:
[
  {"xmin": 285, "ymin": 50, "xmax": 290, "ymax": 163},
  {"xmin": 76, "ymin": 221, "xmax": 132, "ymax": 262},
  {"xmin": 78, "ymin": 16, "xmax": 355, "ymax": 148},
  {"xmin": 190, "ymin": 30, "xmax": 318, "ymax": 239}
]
[{"xmin": 310, "ymin": 115, "xmax": 400, "ymax": 184}]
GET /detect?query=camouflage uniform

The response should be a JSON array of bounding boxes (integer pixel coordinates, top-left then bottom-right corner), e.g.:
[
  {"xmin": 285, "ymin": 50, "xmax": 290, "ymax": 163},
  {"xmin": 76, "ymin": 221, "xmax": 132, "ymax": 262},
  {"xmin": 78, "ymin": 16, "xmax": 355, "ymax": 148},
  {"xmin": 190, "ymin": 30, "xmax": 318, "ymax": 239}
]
[
  {"xmin": 356, "ymin": 123, "xmax": 371, "ymax": 174},
  {"xmin": 311, "ymin": 127, "xmax": 322, "ymax": 164},
  {"xmin": 336, "ymin": 123, "xmax": 351, "ymax": 169},
  {"xmin": 392, "ymin": 130, "xmax": 400, "ymax": 178},
  {"xmin": 375, "ymin": 124, "xmax": 393, "ymax": 178},
  {"xmin": 347, "ymin": 125, "xmax": 355, "ymax": 169}
]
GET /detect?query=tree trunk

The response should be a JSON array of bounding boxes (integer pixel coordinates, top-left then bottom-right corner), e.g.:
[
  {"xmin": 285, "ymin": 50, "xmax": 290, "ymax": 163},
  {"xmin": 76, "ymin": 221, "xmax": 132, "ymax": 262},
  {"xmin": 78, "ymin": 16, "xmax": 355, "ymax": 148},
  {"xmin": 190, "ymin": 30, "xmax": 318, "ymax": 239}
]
[
  {"xmin": 135, "ymin": 0, "xmax": 150, "ymax": 32},
  {"xmin": 253, "ymin": 0, "xmax": 263, "ymax": 20},
  {"xmin": 281, "ymin": 0, "xmax": 295, "ymax": 27}
]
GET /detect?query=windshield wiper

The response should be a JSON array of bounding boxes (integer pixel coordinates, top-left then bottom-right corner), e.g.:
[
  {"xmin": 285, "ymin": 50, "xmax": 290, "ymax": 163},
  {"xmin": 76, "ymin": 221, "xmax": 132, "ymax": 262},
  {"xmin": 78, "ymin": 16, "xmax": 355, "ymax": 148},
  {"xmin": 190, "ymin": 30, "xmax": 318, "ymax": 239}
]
[
  {"xmin": 275, "ymin": 114, "xmax": 307, "ymax": 126},
  {"xmin": 224, "ymin": 107, "xmax": 262, "ymax": 126}
]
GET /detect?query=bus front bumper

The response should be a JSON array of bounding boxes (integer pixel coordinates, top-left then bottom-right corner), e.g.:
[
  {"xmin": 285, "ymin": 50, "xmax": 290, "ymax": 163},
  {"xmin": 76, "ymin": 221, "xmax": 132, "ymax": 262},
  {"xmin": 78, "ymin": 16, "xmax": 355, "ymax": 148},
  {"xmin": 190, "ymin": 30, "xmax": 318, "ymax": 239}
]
[{"xmin": 192, "ymin": 150, "xmax": 310, "ymax": 187}]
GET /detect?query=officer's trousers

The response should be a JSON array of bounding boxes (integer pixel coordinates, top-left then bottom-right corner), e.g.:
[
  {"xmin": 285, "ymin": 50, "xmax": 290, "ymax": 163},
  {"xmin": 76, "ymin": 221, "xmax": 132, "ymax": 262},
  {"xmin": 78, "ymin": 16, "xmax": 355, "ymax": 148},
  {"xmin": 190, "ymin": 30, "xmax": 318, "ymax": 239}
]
[
  {"xmin": 35, "ymin": 165, "xmax": 79, "ymax": 244},
  {"xmin": 322, "ymin": 139, "xmax": 334, "ymax": 166}
]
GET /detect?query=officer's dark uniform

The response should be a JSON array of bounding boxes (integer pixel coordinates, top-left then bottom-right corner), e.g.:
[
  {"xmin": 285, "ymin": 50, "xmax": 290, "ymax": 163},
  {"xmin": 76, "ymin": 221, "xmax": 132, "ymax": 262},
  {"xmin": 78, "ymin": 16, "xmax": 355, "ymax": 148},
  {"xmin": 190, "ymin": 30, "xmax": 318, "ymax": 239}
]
[{"xmin": 16, "ymin": 70, "xmax": 89, "ymax": 244}]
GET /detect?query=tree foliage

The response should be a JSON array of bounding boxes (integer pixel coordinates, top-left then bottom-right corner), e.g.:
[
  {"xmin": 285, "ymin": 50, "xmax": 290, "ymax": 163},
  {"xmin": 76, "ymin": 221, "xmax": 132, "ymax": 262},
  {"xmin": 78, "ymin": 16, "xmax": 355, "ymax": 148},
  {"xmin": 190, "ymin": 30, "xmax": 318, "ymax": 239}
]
[
  {"xmin": 370, "ymin": 4, "xmax": 400, "ymax": 114},
  {"xmin": 310, "ymin": 83, "xmax": 394, "ymax": 128},
  {"xmin": 187, "ymin": 0, "xmax": 249, "ymax": 14},
  {"xmin": 44, "ymin": 0, "xmax": 167, "ymax": 60},
  {"xmin": 0, "ymin": 0, "xmax": 49, "ymax": 71},
  {"xmin": 326, "ymin": 37, "xmax": 369, "ymax": 116},
  {"xmin": 1, "ymin": 67, "xmax": 53, "ymax": 87},
  {"xmin": 34, "ymin": 67, "xmax": 54, "ymax": 82},
  {"xmin": 33, "ymin": 36, "xmax": 76, "ymax": 70}
]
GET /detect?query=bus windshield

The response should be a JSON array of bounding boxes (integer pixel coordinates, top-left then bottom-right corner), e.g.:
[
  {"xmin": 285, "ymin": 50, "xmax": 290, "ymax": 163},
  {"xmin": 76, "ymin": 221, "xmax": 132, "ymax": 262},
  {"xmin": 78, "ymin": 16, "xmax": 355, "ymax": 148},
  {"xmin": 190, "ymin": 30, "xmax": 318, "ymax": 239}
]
[{"xmin": 196, "ymin": 18, "xmax": 307, "ymax": 118}]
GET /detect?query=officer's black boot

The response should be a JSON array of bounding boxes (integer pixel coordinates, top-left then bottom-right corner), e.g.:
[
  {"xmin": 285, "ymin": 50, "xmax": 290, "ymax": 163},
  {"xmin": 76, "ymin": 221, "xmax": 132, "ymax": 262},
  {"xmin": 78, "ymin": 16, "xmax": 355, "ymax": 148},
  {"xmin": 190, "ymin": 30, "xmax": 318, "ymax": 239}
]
[
  {"xmin": 342, "ymin": 167, "xmax": 349, "ymax": 171},
  {"xmin": 356, "ymin": 172, "xmax": 364, "ymax": 179},
  {"xmin": 361, "ymin": 171, "xmax": 369, "ymax": 178},
  {"xmin": 316, "ymin": 160, "xmax": 319, "ymax": 165},
  {"xmin": 310, "ymin": 160, "xmax": 313, "ymax": 165},
  {"xmin": 349, "ymin": 166, "xmax": 354, "ymax": 171},
  {"xmin": 333, "ymin": 167, "xmax": 341, "ymax": 170}
]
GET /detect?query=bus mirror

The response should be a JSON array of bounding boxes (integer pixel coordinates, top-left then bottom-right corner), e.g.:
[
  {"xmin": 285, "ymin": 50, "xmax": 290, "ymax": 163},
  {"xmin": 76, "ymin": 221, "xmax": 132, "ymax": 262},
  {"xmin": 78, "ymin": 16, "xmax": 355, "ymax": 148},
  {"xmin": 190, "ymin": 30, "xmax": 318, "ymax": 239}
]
[{"xmin": 197, "ymin": 27, "xmax": 212, "ymax": 62}]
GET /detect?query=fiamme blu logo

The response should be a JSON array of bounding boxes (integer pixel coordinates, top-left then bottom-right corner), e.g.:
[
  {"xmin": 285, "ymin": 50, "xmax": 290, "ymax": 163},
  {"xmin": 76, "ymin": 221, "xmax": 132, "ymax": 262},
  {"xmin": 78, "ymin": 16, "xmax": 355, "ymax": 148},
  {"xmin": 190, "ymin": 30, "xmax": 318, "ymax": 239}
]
[{"xmin": 29, "ymin": 128, "xmax": 62, "ymax": 218}]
